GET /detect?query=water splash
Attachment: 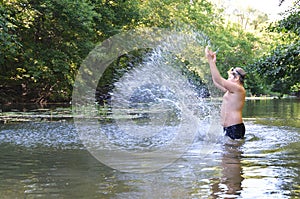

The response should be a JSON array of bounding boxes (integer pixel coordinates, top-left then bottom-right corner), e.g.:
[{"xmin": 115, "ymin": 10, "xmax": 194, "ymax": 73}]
[
  {"xmin": 106, "ymin": 47, "xmax": 212, "ymax": 149},
  {"xmin": 72, "ymin": 27, "xmax": 223, "ymax": 173}
]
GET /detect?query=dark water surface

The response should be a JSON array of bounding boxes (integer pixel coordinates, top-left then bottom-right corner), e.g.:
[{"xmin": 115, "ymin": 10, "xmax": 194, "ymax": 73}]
[{"xmin": 0, "ymin": 99, "xmax": 299, "ymax": 198}]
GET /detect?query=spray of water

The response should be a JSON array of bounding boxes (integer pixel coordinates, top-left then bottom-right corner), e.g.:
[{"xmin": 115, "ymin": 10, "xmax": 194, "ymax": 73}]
[{"xmin": 72, "ymin": 27, "xmax": 223, "ymax": 173}]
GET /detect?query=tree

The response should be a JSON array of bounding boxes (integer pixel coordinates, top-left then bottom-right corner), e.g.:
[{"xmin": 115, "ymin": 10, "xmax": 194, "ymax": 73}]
[
  {"xmin": 0, "ymin": 0, "xmax": 100, "ymax": 103},
  {"xmin": 0, "ymin": 0, "xmax": 141, "ymax": 103},
  {"xmin": 0, "ymin": 0, "xmax": 277, "ymax": 103},
  {"xmin": 249, "ymin": 0, "xmax": 299, "ymax": 96}
]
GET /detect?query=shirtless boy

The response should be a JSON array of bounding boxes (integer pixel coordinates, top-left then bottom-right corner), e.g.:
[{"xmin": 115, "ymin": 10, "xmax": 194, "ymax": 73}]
[{"xmin": 205, "ymin": 46, "xmax": 246, "ymax": 140}]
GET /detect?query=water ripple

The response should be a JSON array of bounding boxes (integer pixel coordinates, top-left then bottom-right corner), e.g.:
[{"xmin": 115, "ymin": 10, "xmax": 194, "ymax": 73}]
[{"xmin": 0, "ymin": 122, "xmax": 83, "ymax": 149}]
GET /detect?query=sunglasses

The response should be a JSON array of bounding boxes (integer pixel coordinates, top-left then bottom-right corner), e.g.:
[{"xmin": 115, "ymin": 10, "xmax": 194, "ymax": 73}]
[
  {"xmin": 228, "ymin": 68, "xmax": 243, "ymax": 77},
  {"xmin": 228, "ymin": 67, "xmax": 245, "ymax": 82}
]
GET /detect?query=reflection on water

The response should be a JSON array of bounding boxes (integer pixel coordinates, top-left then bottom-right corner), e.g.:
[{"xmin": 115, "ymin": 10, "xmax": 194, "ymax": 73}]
[
  {"xmin": 211, "ymin": 139, "xmax": 244, "ymax": 198},
  {"xmin": 244, "ymin": 98, "xmax": 300, "ymax": 128},
  {"xmin": 0, "ymin": 99, "xmax": 299, "ymax": 198}
]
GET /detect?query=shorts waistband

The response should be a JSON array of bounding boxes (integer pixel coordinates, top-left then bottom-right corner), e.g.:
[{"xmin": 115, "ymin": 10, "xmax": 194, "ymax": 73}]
[{"xmin": 224, "ymin": 123, "xmax": 244, "ymax": 131}]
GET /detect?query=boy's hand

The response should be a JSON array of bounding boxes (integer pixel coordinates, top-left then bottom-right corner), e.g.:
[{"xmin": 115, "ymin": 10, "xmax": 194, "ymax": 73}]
[{"xmin": 205, "ymin": 46, "xmax": 216, "ymax": 63}]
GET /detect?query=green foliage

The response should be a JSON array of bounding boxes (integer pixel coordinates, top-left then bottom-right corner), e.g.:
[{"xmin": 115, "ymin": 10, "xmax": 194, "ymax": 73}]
[
  {"xmin": 249, "ymin": 0, "xmax": 300, "ymax": 96},
  {"xmin": 250, "ymin": 41, "xmax": 300, "ymax": 95},
  {"xmin": 0, "ymin": 0, "xmax": 99, "ymax": 102},
  {"xmin": 1, "ymin": 0, "xmax": 299, "ymax": 103},
  {"xmin": 276, "ymin": 3, "xmax": 299, "ymax": 36},
  {"xmin": 91, "ymin": 0, "xmax": 140, "ymax": 35},
  {"xmin": 0, "ymin": 5, "xmax": 21, "ymax": 66},
  {"xmin": 0, "ymin": 0, "xmax": 140, "ymax": 103}
]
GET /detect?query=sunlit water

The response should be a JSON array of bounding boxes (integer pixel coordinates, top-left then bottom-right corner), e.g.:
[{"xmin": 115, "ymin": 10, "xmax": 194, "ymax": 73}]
[{"xmin": 0, "ymin": 99, "xmax": 299, "ymax": 198}]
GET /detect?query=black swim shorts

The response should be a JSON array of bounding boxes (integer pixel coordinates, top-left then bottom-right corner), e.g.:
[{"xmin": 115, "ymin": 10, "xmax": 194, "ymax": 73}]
[{"xmin": 223, "ymin": 123, "xmax": 245, "ymax": 140}]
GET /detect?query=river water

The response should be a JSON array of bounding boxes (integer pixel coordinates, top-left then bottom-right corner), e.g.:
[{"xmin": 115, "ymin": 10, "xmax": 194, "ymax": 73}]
[{"xmin": 0, "ymin": 98, "xmax": 299, "ymax": 198}]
